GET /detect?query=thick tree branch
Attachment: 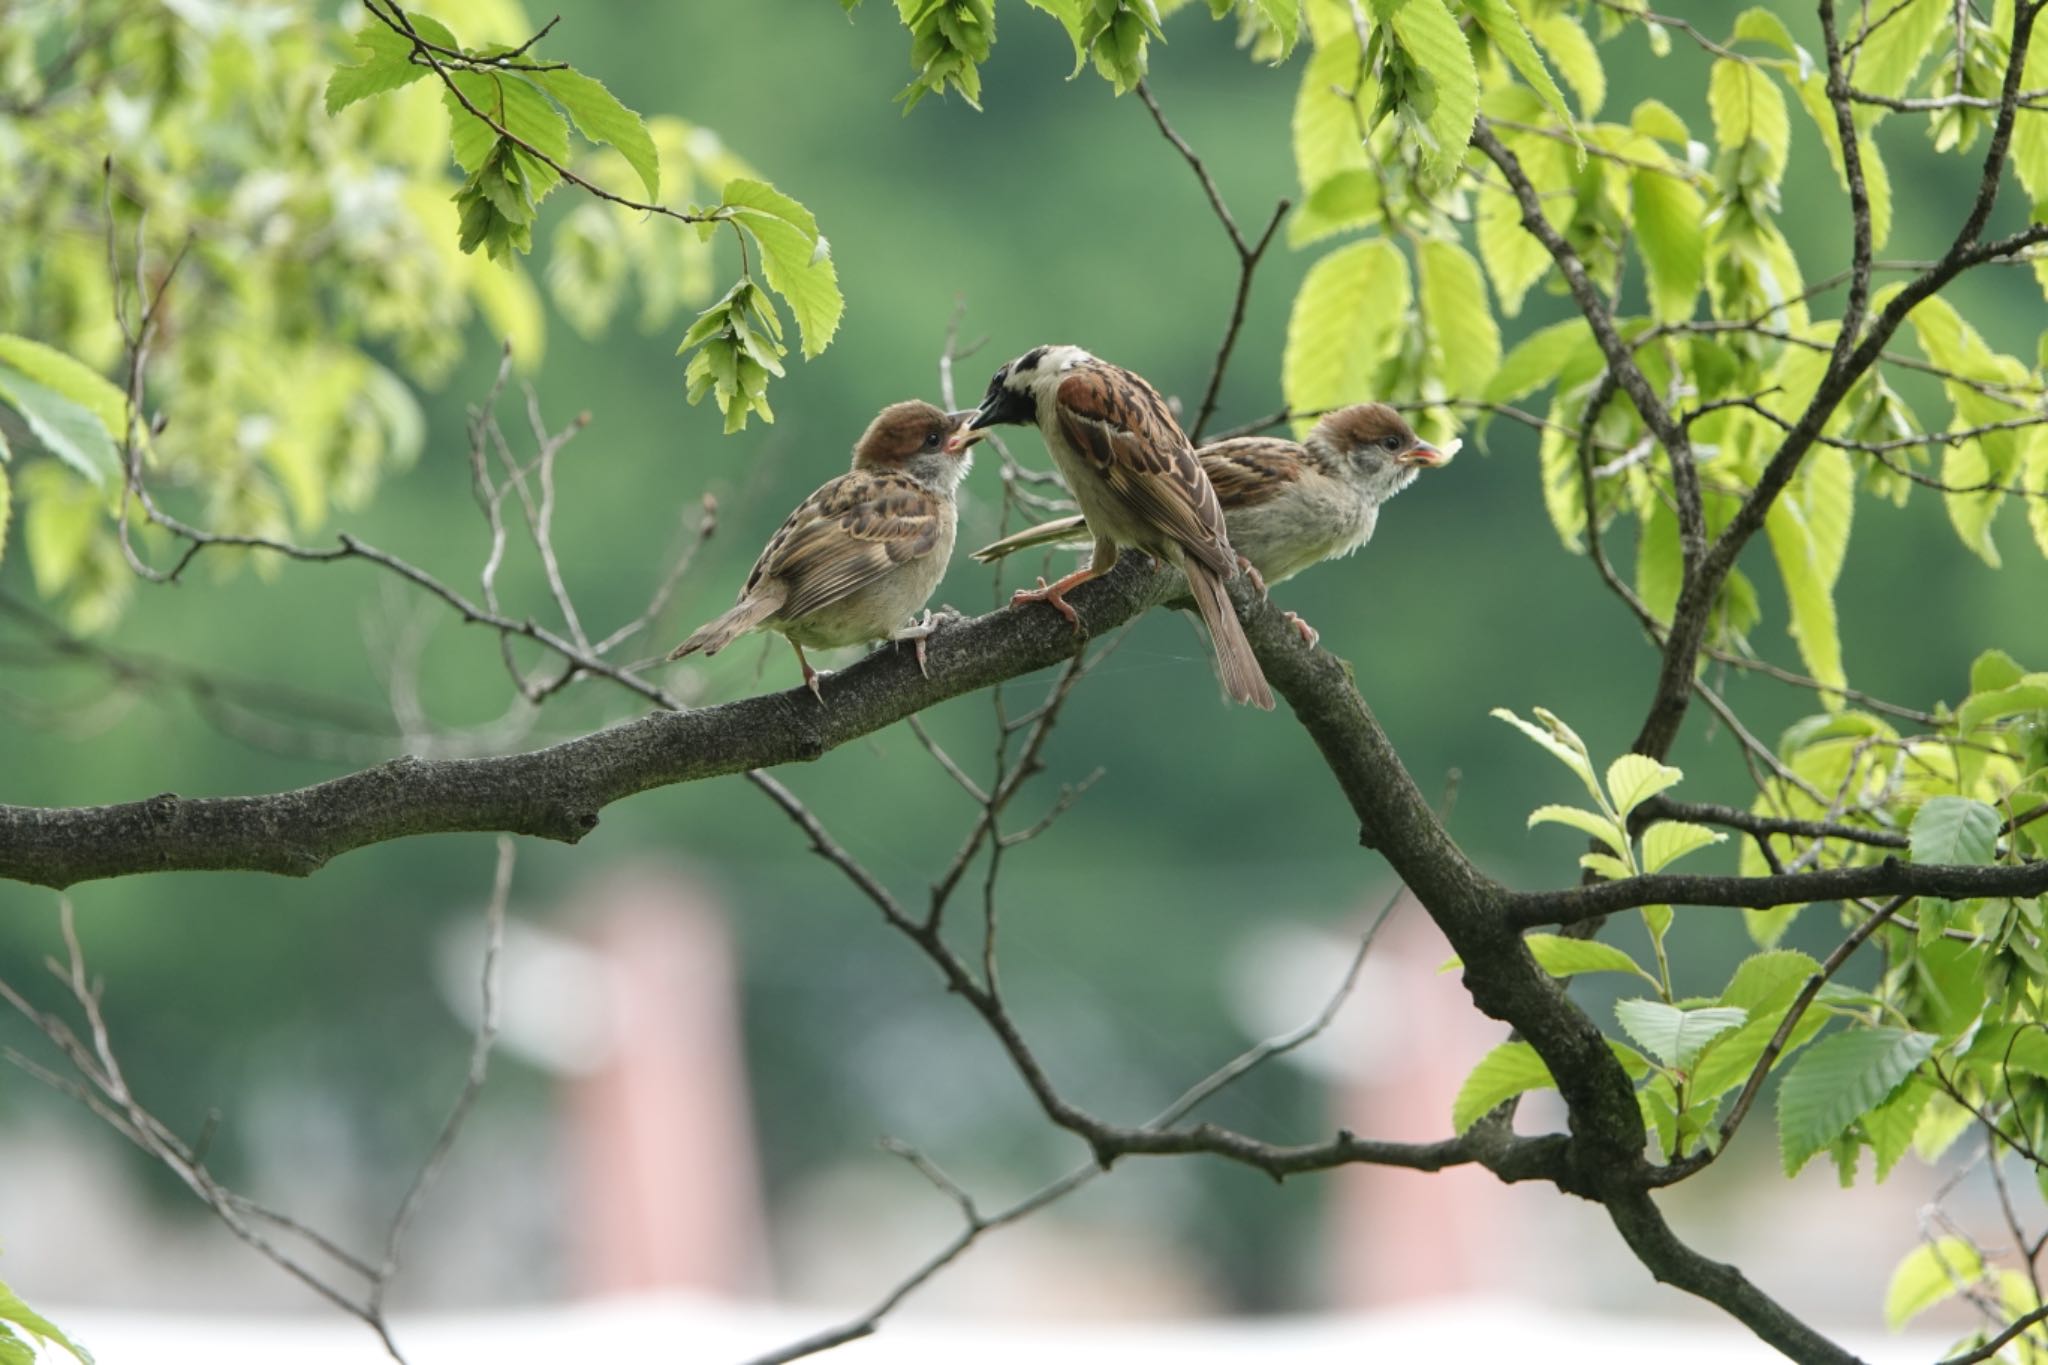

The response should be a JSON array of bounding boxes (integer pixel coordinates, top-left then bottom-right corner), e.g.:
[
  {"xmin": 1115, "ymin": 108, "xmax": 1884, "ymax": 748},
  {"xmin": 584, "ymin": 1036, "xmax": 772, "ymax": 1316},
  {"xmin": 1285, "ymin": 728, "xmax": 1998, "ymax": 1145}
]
[
  {"xmin": 1511, "ymin": 857, "xmax": 2048, "ymax": 930},
  {"xmin": 0, "ymin": 559, "xmax": 1194, "ymax": 889}
]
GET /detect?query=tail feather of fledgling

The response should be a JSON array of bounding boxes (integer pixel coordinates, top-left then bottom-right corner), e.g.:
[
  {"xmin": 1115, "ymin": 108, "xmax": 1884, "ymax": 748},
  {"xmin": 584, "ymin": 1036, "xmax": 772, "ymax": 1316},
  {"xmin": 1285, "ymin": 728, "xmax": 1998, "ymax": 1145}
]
[
  {"xmin": 1184, "ymin": 561, "xmax": 1275, "ymax": 710},
  {"xmin": 667, "ymin": 590, "xmax": 782, "ymax": 661},
  {"xmin": 971, "ymin": 515, "xmax": 1090, "ymax": 564}
]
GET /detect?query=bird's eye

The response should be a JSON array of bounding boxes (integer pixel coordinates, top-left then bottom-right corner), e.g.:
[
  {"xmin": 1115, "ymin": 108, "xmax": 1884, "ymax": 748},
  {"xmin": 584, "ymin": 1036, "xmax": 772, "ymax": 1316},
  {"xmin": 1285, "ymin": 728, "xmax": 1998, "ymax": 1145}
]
[
  {"xmin": 1382, "ymin": 434, "xmax": 1403, "ymax": 451},
  {"xmin": 924, "ymin": 430, "xmax": 941, "ymax": 449}
]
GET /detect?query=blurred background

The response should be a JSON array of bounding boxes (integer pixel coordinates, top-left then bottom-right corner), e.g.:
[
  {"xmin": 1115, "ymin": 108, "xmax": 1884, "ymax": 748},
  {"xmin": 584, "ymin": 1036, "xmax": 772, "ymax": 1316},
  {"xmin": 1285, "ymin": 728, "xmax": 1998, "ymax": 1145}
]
[{"xmin": 2, "ymin": 1, "xmax": 2046, "ymax": 1360}]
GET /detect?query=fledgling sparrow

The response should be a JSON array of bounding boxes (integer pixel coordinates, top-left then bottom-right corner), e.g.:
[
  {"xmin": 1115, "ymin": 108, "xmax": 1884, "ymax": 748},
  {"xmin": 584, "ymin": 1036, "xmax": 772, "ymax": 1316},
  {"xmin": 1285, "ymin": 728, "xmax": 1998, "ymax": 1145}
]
[
  {"xmin": 966, "ymin": 345, "xmax": 1274, "ymax": 710},
  {"xmin": 972, "ymin": 404, "xmax": 1452, "ymax": 647},
  {"xmin": 667, "ymin": 400, "xmax": 980, "ymax": 700}
]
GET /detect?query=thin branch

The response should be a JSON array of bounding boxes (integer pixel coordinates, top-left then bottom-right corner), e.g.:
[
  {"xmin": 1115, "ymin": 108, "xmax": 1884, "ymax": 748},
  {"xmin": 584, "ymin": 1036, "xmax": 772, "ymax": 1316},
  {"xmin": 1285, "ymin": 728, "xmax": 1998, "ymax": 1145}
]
[{"xmin": 1510, "ymin": 859, "xmax": 2048, "ymax": 930}]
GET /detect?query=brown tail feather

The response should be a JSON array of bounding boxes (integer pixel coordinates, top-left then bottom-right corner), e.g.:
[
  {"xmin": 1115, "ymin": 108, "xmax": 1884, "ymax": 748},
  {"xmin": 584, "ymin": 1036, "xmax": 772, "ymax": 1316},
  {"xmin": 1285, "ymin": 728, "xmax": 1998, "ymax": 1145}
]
[
  {"xmin": 1184, "ymin": 561, "xmax": 1274, "ymax": 710},
  {"xmin": 666, "ymin": 588, "xmax": 783, "ymax": 661},
  {"xmin": 970, "ymin": 515, "xmax": 1091, "ymax": 564}
]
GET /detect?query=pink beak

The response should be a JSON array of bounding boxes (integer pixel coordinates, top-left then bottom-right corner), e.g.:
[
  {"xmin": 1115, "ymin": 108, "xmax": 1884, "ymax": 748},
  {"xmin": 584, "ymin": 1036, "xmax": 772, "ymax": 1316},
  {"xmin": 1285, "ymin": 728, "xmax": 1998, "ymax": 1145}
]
[{"xmin": 942, "ymin": 410, "xmax": 983, "ymax": 456}]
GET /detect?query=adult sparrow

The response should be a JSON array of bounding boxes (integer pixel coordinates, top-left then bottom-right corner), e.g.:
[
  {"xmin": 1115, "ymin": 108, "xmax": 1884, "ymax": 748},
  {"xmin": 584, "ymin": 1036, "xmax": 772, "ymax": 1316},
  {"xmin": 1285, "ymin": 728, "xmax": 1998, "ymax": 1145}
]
[
  {"xmin": 966, "ymin": 345, "xmax": 1274, "ymax": 710},
  {"xmin": 667, "ymin": 400, "xmax": 980, "ymax": 700},
  {"xmin": 972, "ymin": 404, "xmax": 1452, "ymax": 647}
]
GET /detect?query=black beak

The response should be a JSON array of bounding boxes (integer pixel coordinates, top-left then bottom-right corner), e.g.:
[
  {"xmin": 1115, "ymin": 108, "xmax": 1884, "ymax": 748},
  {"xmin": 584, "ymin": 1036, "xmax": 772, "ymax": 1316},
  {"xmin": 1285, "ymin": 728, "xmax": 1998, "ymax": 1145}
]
[{"xmin": 970, "ymin": 384, "xmax": 1035, "ymax": 430}]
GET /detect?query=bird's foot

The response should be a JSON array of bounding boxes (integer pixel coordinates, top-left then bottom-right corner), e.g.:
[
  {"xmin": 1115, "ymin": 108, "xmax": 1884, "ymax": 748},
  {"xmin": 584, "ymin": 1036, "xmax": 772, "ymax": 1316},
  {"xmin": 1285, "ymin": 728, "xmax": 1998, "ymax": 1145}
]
[
  {"xmin": 889, "ymin": 609, "xmax": 956, "ymax": 679},
  {"xmin": 1282, "ymin": 611, "xmax": 1319, "ymax": 649},
  {"xmin": 1010, "ymin": 577, "xmax": 1085, "ymax": 633},
  {"xmin": 1237, "ymin": 555, "xmax": 1269, "ymax": 600},
  {"xmin": 791, "ymin": 642, "xmax": 828, "ymax": 704}
]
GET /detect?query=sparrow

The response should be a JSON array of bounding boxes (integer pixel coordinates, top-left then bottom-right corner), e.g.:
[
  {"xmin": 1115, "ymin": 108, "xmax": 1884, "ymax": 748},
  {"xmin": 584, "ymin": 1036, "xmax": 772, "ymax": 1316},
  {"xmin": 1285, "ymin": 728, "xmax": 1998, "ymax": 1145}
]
[
  {"xmin": 966, "ymin": 345, "xmax": 1274, "ymax": 710},
  {"xmin": 667, "ymin": 400, "xmax": 981, "ymax": 700},
  {"xmin": 972, "ymin": 404, "xmax": 1453, "ymax": 647}
]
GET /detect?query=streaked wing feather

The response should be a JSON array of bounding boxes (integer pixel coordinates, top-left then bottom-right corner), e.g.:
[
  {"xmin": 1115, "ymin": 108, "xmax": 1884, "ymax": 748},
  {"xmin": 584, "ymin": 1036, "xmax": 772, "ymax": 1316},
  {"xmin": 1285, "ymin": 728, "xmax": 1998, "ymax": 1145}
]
[
  {"xmin": 1198, "ymin": 438, "xmax": 1306, "ymax": 511},
  {"xmin": 750, "ymin": 470, "xmax": 944, "ymax": 621},
  {"xmin": 1055, "ymin": 367, "xmax": 1233, "ymax": 575}
]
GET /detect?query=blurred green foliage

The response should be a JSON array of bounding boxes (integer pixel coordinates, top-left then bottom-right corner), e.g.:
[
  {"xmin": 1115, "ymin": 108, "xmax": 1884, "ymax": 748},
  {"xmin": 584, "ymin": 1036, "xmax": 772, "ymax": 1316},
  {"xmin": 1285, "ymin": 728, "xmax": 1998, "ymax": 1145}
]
[{"xmin": 0, "ymin": 0, "xmax": 2045, "ymax": 1319}]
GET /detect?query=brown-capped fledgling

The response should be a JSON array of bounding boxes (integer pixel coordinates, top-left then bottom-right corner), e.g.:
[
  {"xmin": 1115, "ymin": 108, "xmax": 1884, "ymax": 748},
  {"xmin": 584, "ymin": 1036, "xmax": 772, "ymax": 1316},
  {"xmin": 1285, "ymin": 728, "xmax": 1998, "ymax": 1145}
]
[
  {"xmin": 667, "ymin": 401, "xmax": 980, "ymax": 700},
  {"xmin": 973, "ymin": 404, "xmax": 1453, "ymax": 647},
  {"xmin": 966, "ymin": 345, "xmax": 1274, "ymax": 709}
]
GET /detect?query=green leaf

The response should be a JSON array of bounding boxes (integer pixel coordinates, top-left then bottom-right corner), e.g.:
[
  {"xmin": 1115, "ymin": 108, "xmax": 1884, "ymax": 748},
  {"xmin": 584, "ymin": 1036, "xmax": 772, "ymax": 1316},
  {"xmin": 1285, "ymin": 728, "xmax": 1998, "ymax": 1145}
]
[
  {"xmin": 2025, "ymin": 438, "xmax": 2048, "ymax": 558},
  {"xmin": 0, "ymin": 336, "xmax": 129, "ymax": 439},
  {"xmin": 1288, "ymin": 170, "xmax": 1383, "ymax": 248},
  {"xmin": 1417, "ymin": 239, "xmax": 1500, "ymax": 397},
  {"xmin": 1970, "ymin": 648, "xmax": 2026, "ymax": 695},
  {"xmin": 532, "ymin": 67, "xmax": 660, "ymax": 201},
  {"xmin": 1792, "ymin": 74, "xmax": 1894, "ymax": 250},
  {"xmin": 1708, "ymin": 58, "xmax": 1789, "ymax": 183},
  {"xmin": 1582, "ymin": 851, "xmax": 1633, "ymax": 880},
  {"xmin": 1720, "ymin": 949, "xmax": 1823, "ymax": 1016},
  {"xmin": 1528, "ymin": 803, "xmax": 1628, "ymax": 857},
  {"xmin": 0, "ymin": 1275, "xmax": 92, "ymax": 1363},
  {"xmin": 1943, "ymin": 438, "xmax": 2004, "ymax": 567},
  {"xmin": 1282, "ymin": 239, "xmax": 1410, "ymax": 435},
  {"xmin": 1253, "ymin": 0, "xmax": 1301, "ymax": 57},
  {"xmin": 1614, "ymin": 999, "xmax": 1748, "ymax": 1069},
  {"xmin": 1777, "ymin": 1026, "xmax": 1935, "ymax": 1175},
  {"xmin": 1637, "ymin": 492, "xmax": 1683, "ymax": 615},
  {"xmin": 1464, "ymin": 0, "xmax": 1574, "ymax": 135},
  {"xmin": 1885, "ymin": 1237, "xmax": 1986, "ymax": 1329},
  {"xmin": 723, "ymin": 179, "xmax": 843, "ymax": 359},
  {"xmin": 1957, "ymin": 678, "xmax": 2048, "ymax": 733},
  {"xmin": 1863, "ymin": 1077, "xmax": 1931, "ymax": 1182},
  {"xmin": 1853, "ymin": 0, "xmax": 1947, "ymax": 101},
  {"xmin": 0, "ymin": 463, "xmax": 10, "ymax": 567},
  {"xmin": 1524, "ymin": 932, "xmax": 1653, "ymax": 981},
  {"xmin": 1491, "ymin": 705, "xmax": 1605, "ymax": 808},
  {"xmin": 1452, "ymin": 1040, "xmax": 1553, "ymax": 1133},
  {"xmin": 1373, "ymin": 0, "xmax": 1480, "ymax": 183},
  {"xmin": 325, "ymin": 11, "xmax": 458, "ymax": 113},
  {"xmin": 1293, "ymin": 27, "xmax": 1373, "ymax": 197},
  {"xmin": 1630, "ymin": 170, "xmax": 1704, "ymax": 322},
  {"xmin": 1520, "ymin": 5, "xmax": 1602, "ymax": 117},
  {"xmin": 1764, "ymin": 488, "xmax": 1847, "ymax": 710},
  {"xmin": 0, "ymin": 366, "xmax": 119, "ymax": 487},
  {"xmin": 1641, "ymin": 820, "xmax": 1726, "ymax": 873},
  {"xmin": 1485, "ymin": 319, "xmax": 1592, "ymax": 403},
  {"xmin": 1691, "ymin": 1005, "xmax": 1829, "ymax": 1101},
  {"xmin": 1606, "ymin": 753, "xmax": 1682, "ymax": 815},
  {"xmin": 443, "ymin": 71, "xmax": 571, "ymax": 180},
  {"xmin": 1910, "ymin": 796, "xmax": 2001, "ymax": 866}
]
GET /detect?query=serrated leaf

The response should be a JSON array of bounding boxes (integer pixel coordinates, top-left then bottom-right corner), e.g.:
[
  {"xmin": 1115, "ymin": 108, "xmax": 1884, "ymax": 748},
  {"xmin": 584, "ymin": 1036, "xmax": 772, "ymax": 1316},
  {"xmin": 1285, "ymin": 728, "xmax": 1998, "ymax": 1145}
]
[
  {"xmin": 1885, "ymin": 1237, "xmax": 1985, "ymax": 1329},
  {"xmin": 1852, "ymin": 0, "xmax": 1946, "ymax": 101},
  {"xmin": 325, "ymin": 10, "xmax": 457, "ymax": 113},
  {"xmin": 1641, "ymin": 820, "xmax": 1725, "ymax": 873},
  {"xmin": 1721, "ymin": 949, "xmax": 1823, "ymax": 1016},
  {"xmin": 1528, "ymin": 803, "xmax": 1629, "ymax": 856},
  {"xmin": 724, "ymin": 179, "xmax": 843, "ymax": 359},
  {"xmin": 1288, "ymin": 169, "xmax": 1382, "ymax": 248},
  {"xmin": 0, "ymin": 336, "xmax": 129, "ymax": 439},
  {"xmin": 1491, "ymin": 705, "xmax": 1604, "ymax": 804},
  {"xmin": 1764, "ymin": 489, "xmax": 1847, "ymax": 710},
  {"xmin": 1581, "ymin": 850, "xmax": 1634, "ymax": 880},
  {"xmin": 1957, "ymin": 678, "xmax": 2048, "ymax": 733},
  {"xmin": 443, "ymin": 70, "xmax": 570, "ymax": 179},
  {"xmin": 1464, "ymin": 0, "xmax": 1574, "ymax": 135},
  {"xmin": 1524, "ymin": 932, "xmax": 1653, "ymax": 981},
  {"xmin": 1691, "ymin": 1005, "xmax": 1829, "ymax": 1101},
  {"xmin": 1943, "ymin": 438, "xmax": 2004, "ymax": 567},
  {"xmin": 1635, "ymin": 498, "xmax": 1680, "ymax": 625},
  {"xmin": 1607, "ymin": 753, "xmax": 1682, "ymax": 815},
  {"xmin": 533, "ymin": 67, "xmax": 660, "ymax": 201},
  {"xmin": 1791, "ymin": 73, "xmax": 1893, "ymax": 249},
  {"xmin": 0, "ymin": 464, "xmax": 10, "ymax": 566},
  {"xmin": 0, "ymin": 366, "xmax": 118, "ymax": 487},
  {"xmin": 0, "ymin": 1275, "xmax": 92, "ymax": 1364},
  {"xmin": 1863, "ymin": 1077, "xmax": 1931, "ymax": 1182},
  {"xmin": 1283, "ymin": 238, "xmax": 1410, "ymax": 435},
  {"xmin": 1485, "ymin": 319, "xmax": 1592, "ymax": 403},
  {"xmin": 1253, "ymin": 0, "xmax": 1300, "ymax": 57},
  {"xmin": 1708, "ymin": 58, "xmax": 1789, "ymax": 183},
  {"xmin": 1630, "ymin": 169, "xmax": 1704, "ymax": 322},
  {"xmin": 1452, "ymin": 1039, "xmax": 1553, "ymax": 1133},
  {"xmin": 1417, "ymin": 239, "xmax": 1499, "ymax": 396},
  {"xmin": 1910, "ymin": 796, "xmax": 2000, "ymax": 866},
  {"xmin": 1520, "ymin": 5, "xmax": 1602, "ymax": 117},
  {"xmin": 2025, "ymin": 439, "xmax": 2048, "ymax": 558},
  {"xmin": 1777, "ymin": 1026, "xmax": 1935, "ymax": 1175},
  {"xmin": 1374, "ymin": 0, "xmax": 1479, "ymax": 183},
  {"xmin": 1614, "ymin": 999, "xmax": 1748, "ymax": 1069},
  {"xmin": 1293, "ymin": 28, "xmax": 1373, "ymax": 197}
]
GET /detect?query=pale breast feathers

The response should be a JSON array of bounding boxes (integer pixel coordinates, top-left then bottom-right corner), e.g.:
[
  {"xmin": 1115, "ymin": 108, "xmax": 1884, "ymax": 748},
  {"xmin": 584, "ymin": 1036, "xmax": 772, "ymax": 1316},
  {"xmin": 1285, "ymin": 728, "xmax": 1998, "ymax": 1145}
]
[
  {"xmin": 746, "ymin": 471, "xmax": 944, "ymax": 620},
  {"xmin": 1053, "ymin": 366, "xmax": 1234, "ymax": 575}
]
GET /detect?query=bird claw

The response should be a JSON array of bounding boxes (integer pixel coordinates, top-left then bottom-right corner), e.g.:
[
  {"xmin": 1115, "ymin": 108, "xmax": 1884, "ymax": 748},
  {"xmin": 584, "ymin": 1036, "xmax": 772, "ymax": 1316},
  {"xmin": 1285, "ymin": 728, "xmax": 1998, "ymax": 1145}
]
[
  {"xmin": 1282, "ymin": 611, "xmax": 1319, "ymax": 649},
  {"xmin": 1011, "ymin": 578, "xmax": 1083, "ymax": 633},
  {"xmin": 1237, "ymin": 555, "xmax": 1268, "ymax": 600},
  {"xmin": 889, "ymin": 609, "xmax": 951, "ymax": 680}
]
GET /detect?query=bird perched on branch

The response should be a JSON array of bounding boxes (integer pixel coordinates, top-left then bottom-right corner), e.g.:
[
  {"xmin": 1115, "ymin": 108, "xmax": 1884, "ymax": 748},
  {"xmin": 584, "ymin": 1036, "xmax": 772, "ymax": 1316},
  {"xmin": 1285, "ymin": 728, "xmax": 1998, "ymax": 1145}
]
[
  {"xmin": 973, "ymin": 404, "xmax": 1453, "ymax": 647},
  {"xmin": 667, "ymin": 400, "xmax": 980, "ymax": 700},
  {"xmin": 966, "ymin": 345, "xmax": 1274, "ymax": 710}
]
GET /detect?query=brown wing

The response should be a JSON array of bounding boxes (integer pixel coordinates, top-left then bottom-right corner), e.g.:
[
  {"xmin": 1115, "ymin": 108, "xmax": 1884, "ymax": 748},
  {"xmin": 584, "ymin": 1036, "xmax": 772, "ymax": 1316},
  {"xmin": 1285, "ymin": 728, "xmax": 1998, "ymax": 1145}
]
[
  {"xmin": 1198, "ymin": 437, "xmax": 1306, "ymax": 511},
  {"xmin": 744, "ymin": 469, "xmax": 944, "ymax": 621},
  {"xmin": 1054, "ymin": 364, "xmax": 1234, "ymax": 576}
]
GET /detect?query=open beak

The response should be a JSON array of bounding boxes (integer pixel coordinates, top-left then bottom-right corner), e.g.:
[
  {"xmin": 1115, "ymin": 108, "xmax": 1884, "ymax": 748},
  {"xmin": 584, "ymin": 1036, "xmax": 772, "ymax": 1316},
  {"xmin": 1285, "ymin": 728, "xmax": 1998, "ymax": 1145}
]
[
  {"xmin": 942, "ymin": 410, "xmax": 984, "ymax": 455},
  {"xmin": 1403, "ymin": 436, "xmax": 1461, "ymax": 467}
]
